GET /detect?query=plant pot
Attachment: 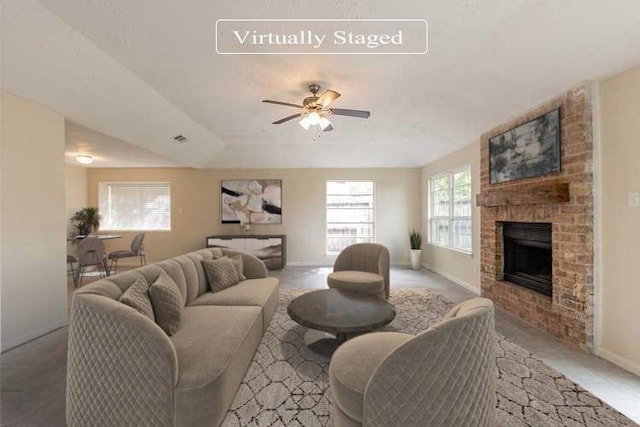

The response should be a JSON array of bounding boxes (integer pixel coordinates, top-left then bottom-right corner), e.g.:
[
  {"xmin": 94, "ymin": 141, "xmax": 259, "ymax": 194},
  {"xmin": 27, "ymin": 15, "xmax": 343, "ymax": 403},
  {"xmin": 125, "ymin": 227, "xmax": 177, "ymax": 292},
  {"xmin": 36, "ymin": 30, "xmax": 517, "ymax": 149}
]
[
  {"xmin": 80, "ymin": 224, "xmax": 91, "ymax": 236},
  {"xmin": 410, "ymin": 249, "xmax": 422, "ymax": 270}
]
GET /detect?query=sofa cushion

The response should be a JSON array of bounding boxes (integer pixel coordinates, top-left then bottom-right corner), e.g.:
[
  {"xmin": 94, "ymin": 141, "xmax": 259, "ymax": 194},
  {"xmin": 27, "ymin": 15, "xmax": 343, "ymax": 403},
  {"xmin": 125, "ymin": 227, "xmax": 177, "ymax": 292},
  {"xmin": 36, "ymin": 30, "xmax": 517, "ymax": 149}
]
[
  {"xmin": 103, "ymin": 269, "xmax": 147, "ymax": 294},
  {"xmin": 171, "ymin": 305, "xmax": 262, "ymax": 426},
  {"xmin": 118, "ymin": 277, "xmax": 154, "ymax": 320},
  {"xmin": 230, "ymin": 254, "xmax": 247, "ymax": 281},
  {"xmin": 191, "ymin": 277, "xmax": 279, "ymax": 333},
  {"xmin": 220, "ymin": 248, "xmax": 268, "ymax": 279},
  {"xmin": 172, "ymin": 255, "xmax": 201, "ymax": 305},
  {"xmin": 185, "ymin": 249, "xmax": 223, "ymax": 297},
  {"xmin": 135, "ymin": 263, "xmax": 189, "ymax": 308},
  {"xmin": 149, "ymin": 273, "xmax": 184, "ymax": 336},
  {"xmin": 202, "ymin": 257, "xmax": 240, "ymax": 292},
  {"xmin": 329, "ymin": 332, "xmax": 413, "ymax": 423},
  {"xmin": 154, "ymin": 259, "xmax": 189, "ymax": 304},
  {"xmin": 327, "ymin": 271, "xmax": 386, "ymax": 299}
]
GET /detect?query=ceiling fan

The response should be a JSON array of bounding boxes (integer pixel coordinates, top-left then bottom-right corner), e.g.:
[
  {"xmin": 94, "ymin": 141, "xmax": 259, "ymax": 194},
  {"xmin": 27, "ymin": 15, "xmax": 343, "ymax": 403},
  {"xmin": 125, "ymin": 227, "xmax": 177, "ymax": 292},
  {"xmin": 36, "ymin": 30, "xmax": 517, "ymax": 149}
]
[{"xmin": 262, "ymin": 84, "xmax": 371, "ymax": 132}]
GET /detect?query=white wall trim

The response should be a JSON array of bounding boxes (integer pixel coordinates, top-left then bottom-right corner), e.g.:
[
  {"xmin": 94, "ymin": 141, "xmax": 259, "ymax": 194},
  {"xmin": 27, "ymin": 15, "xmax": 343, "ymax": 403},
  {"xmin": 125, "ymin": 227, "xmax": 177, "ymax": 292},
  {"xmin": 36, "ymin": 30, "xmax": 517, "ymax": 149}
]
[
  {"xmin": 286, "ymin": 261, "xmax": 411, "ymax": 268},
  {"xmin": 590, "ymin": 80, "xmax": 604, "ymax": 354},
  {"xmin": 392, "ymin": 261, "xmax": 411, "ymax": 267},
  {"xmin": 285, "ymin": 262, "xmax": 333, "ymax": 267},
  {"xmin": 1, "ymin": 318, "xmax": 68, "ymax": 353},
  {"xmin": 424, "ymin": 262, "xmax": 481, "ymax": 295},
  {"xmin": 599, "ymin": 348, "xmax": 640, "ymax": 376}
]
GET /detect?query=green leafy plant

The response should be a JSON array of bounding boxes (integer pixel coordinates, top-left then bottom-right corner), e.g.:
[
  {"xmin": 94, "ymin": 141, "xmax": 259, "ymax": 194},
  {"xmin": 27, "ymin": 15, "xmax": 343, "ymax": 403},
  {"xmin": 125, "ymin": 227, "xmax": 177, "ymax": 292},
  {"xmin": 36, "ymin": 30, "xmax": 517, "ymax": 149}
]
[
  {"xmin": 70, "ymin": 207, "xmax": 102, "ymax": 236},
  {"xmin": 409, "ymin": 229, "xmax": 422, "ymax": 250}
]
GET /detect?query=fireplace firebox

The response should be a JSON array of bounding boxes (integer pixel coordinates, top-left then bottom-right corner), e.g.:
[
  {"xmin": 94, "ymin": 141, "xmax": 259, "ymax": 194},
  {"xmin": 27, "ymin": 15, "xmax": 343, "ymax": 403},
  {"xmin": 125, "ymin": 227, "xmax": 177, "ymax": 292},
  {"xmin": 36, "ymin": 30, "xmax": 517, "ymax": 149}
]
[{"xmin": 502, "ymin": 222, "xmax": 552, "ymax": 297}]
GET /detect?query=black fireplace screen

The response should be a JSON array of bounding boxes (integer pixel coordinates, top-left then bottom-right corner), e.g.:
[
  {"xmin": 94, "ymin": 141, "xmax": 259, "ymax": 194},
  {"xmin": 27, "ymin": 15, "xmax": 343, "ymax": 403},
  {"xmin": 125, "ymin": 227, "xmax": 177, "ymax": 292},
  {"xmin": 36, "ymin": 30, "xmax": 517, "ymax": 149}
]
[{"xmin": 502, "ymin": 222, "xmax": 552, "ymax": 297}]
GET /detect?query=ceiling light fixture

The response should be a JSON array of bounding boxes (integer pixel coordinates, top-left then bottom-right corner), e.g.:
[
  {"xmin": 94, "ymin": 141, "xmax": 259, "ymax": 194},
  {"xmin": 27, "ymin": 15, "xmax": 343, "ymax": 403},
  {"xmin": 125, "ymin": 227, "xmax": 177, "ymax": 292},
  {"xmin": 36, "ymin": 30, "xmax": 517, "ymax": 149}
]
[
  {"xmin": 299, "ymin": 115, "xmax": 311, "ymax": 130},
  {"xmin": 318, "ymin": 116, "xmax": 332, "ymax": 131},
  {"xmin": 299, "ymin": 111, "xmax": 331, "ymax": 131},
  {"xmin": 76, "ymin": 154, "xmax": 94, "ymax": 165}
]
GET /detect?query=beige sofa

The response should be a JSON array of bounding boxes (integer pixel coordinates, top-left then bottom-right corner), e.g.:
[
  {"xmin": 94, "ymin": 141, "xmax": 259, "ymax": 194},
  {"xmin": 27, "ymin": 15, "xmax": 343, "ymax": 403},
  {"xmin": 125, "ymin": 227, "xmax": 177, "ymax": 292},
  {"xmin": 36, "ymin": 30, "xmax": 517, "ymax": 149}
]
[{"xmin": 66, "ymin": 248, "xmax": 279, "ymax": 427}]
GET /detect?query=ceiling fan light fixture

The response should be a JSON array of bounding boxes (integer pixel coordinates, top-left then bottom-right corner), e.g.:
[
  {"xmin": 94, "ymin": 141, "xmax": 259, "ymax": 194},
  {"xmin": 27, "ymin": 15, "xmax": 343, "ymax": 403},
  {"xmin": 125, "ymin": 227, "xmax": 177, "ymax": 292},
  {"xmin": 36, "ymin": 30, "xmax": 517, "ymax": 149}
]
[
  {"xmin": 307, "ymin": 111, "xmax": 321, "ymax": 125},
  {"xmin": 318, "ymin": 116, "xmax": 332, "ymax": 130},
  {"xmin": 299, "ymin": 115, "xmax": 311, "ymax": 130},
  {"xmin": 266, "ymin": 84, "xmax": 370, "ymax": 132},
  {"xmin": 299, "ymin": 112, "xmax": 331, "ymax": 131}
]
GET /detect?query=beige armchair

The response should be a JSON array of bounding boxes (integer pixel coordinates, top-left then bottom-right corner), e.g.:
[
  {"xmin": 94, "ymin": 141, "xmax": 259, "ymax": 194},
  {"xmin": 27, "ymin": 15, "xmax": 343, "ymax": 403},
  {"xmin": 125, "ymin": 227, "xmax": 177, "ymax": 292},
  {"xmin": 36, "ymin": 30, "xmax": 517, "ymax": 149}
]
[
  {"xmin": 327, "ymin": 243, "xmax": 390, "ymax": 299},
  {"xmin": 329, "ymin": 298, "xmax": 496, "ymax": 427}
]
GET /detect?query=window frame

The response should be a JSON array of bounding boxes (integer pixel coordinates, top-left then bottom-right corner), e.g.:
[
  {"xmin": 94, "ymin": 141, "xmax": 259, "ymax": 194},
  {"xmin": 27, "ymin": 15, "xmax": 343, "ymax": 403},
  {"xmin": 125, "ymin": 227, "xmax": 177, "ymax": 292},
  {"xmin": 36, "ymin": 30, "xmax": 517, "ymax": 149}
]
[
  {"xmin": 428, "ymin": 165, "xmax": 473, "ymax": 255},
  {"xmin": 98, "ymin": 181, "xmax": 172, "ymax": 232},
  {"xmin": 325, "ymin": 180, "xmax": 376, "ymax": 255}
]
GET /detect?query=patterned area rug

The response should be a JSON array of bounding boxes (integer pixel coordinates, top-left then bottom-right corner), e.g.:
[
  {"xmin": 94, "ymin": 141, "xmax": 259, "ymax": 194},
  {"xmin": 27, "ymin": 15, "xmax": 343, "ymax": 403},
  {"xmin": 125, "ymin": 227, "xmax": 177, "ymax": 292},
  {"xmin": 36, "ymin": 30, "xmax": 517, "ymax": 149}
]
[{"xmin": 222, "ymin": 289, "xmax": 635, "ymax": 426}]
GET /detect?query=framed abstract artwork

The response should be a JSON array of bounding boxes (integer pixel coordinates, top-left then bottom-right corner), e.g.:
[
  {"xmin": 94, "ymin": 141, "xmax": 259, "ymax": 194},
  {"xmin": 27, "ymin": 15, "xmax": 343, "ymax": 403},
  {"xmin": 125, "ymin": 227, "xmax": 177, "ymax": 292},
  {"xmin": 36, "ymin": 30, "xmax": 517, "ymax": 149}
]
[
  {"xmin": 489, "ymin": 108, "xmax": 561, "ymax": 184},
  {"xmin": 221, "ymin": 179, "xmax": 282, "ymax": 224}
]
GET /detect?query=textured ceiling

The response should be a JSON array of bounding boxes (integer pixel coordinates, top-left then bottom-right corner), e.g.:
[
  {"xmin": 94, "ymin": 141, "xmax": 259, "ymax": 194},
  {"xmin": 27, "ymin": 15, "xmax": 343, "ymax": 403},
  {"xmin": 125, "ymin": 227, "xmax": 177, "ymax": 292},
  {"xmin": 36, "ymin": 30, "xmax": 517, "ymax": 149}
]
[
  {"xmin": 65, "ymin": 120, "xmax": 180, "ymax": 168},
  {"xmin": 3, "ymin": 0, "xmax": 640, "ymax": 168}
]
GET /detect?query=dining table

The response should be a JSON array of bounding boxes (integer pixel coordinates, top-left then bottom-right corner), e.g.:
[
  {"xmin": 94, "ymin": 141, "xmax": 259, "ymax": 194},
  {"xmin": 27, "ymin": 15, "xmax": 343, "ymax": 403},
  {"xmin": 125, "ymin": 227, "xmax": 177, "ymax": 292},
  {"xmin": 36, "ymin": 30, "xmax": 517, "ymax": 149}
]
[{"xmin": 67, "ymin": 234, "xmax": 123, "ymax": 241}]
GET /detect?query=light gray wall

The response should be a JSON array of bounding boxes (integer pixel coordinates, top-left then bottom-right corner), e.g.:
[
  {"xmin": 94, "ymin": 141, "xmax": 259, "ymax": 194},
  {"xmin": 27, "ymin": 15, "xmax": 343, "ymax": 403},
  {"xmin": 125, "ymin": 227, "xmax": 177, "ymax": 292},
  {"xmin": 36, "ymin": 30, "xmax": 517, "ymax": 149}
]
[
  {"xmin": 87, "ymin": 167, "xmax": 422, "ymax": 266},
  {"xmin": 598, "ymin": 64, "xmax": 640, "ymax": 375},
  {"xmin": 1, "ymin": 92, "xmax": 68, "ymax": 351},
  {"xmin": 421, "ymin": 142, "xmax": 481, "ymax": 292}
]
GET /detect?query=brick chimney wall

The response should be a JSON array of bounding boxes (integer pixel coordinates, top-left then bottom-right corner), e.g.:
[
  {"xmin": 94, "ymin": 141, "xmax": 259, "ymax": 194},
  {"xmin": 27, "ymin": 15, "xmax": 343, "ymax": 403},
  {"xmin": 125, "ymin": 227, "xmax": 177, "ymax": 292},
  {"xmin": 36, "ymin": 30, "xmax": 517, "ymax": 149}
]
[{"xmin": 480, "ymin": 85, "xmax": 594, "ymax": 351}]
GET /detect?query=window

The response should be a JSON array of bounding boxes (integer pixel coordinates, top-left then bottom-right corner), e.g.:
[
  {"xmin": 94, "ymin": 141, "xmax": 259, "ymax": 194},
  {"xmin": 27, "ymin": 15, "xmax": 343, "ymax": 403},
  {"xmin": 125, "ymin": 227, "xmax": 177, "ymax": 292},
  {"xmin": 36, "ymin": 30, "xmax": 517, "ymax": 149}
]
[
  {"xmin": 428, "ymin": 167, "xmax": 472, "ymax": 253},
  {"xmin": 326, "ymin": 180, "xmax": 375, "ymax": 253},
  {"xmin": 99, "ymin": 182, "xmax": 171, "ymax": 231}
]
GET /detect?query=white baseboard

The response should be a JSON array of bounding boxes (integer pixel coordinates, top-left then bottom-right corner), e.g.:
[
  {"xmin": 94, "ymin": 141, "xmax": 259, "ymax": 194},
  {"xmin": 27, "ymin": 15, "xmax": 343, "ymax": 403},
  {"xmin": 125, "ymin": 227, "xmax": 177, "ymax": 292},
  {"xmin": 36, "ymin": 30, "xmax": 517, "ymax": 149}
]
[
  {"xmin": 598, "ymin": 348, "xmax": 640, "ymax": 376},
  {"xmin": 424, "ymin": 263, "xmax": 481, "ymax": 295},
  {"xmin": 392, "ymin": 261, "xmax": 411, "ymax": 267},
  {"xmin": 1, "ymin": 318, "xmax": 68, "ymax": 353},
  {"xmin": 286, "ymin": 261, "xmax": 411, "ymax": 268},
  {"xmin": 286, "ymin": 262, "xmax": 333, "ymax": 267}
]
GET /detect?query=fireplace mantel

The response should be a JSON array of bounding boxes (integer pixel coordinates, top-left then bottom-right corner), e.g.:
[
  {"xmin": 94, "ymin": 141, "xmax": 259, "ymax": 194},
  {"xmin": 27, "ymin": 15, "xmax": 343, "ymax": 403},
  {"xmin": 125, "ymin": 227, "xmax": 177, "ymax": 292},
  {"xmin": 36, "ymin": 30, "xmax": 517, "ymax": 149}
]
[{"xmin": 476, "ymin": 182, "xmax": 570, "ymax": 207}]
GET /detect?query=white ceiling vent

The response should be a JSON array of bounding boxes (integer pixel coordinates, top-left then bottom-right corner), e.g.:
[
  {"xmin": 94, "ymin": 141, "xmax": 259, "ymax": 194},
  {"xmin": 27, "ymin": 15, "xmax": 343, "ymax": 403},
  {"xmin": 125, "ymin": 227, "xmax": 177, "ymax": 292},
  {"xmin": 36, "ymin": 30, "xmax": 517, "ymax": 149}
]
[{"xmin": 172, "ymin": 134, "xmax": 189, "ymax": 143}]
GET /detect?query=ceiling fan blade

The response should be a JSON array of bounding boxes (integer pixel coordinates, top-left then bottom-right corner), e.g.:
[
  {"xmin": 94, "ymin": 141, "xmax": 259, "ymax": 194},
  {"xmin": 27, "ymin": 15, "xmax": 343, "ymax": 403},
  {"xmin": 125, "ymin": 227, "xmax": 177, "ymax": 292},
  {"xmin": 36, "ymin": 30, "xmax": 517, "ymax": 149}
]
[
  {"xmin": 316, "ymin": 90, "xmax": 341, "ymax": 108},
  {"xmin": 323, "ymin": 124, "xmax": 334, "ymax": 132},
  {"xmin": 330, "ymin": 108, "xmax": 371, "ymax": 119},
  {"xmin": 262, "ymin": 100, "xmax": 304, "ymax": 108},
  {"xmin": 272, "ymin": 113, "xmax": 302, "ymax": 124}
]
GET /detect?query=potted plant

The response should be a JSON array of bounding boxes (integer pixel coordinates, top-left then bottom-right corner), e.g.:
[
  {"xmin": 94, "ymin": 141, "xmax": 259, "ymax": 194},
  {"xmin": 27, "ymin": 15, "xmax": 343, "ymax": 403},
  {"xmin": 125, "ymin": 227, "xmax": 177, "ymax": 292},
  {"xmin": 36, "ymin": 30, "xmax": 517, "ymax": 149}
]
[
  {"xmin": 409, "ymin": 229, "xmax": 422, "ymax": 270},
  {"xmin": 70, "ymin": 207, "xmax": 102, "ymax": 236}
]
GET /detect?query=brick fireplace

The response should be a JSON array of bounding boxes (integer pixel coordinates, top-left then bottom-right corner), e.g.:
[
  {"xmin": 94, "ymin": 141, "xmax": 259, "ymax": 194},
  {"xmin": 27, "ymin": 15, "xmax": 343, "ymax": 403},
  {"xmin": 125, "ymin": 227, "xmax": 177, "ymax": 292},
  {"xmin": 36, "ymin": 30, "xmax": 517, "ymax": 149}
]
[{"xmin": 479, "ymin": 85, "xmax": 594, "ymax": 351}]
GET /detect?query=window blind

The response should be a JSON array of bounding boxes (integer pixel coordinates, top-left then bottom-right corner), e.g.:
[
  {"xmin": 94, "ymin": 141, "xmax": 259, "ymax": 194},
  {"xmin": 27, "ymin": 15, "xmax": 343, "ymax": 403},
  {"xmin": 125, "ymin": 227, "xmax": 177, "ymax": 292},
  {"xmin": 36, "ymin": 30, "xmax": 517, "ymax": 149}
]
[
  {"xmin": 326, "ymin": 180, "xmax": 375, "ymax": 253},
  {"xmin": 99, "ymin": 182, "xmax": 171, "ymax": 231}
]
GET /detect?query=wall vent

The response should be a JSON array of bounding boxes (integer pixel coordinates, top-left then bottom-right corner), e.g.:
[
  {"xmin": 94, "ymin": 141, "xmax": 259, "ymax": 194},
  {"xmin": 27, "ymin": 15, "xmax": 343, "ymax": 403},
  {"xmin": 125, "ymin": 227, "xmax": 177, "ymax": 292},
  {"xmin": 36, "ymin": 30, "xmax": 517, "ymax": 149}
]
[{"xmin": 172, "ymin": 134, "xmax": 189, "ymax": 143}]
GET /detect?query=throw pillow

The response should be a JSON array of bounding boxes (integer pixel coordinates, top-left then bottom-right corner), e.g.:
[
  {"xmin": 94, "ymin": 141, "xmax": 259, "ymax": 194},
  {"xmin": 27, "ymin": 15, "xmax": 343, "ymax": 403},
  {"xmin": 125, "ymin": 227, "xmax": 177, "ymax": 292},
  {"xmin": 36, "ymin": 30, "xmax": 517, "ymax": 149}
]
[
  {"xmin": 149, "ymin": 273, "xmax": 184, "ymax": 336},
  {"xmin": 118, "ymin": 277, "xmax": 155, "ymax": 321},
  {"xmin": 202, "ymin": 257, "xmax": 240, "ymax": 293},
  {"xmin": 230, "ymin": 254, "xmax": 247, "ymax": 281}
]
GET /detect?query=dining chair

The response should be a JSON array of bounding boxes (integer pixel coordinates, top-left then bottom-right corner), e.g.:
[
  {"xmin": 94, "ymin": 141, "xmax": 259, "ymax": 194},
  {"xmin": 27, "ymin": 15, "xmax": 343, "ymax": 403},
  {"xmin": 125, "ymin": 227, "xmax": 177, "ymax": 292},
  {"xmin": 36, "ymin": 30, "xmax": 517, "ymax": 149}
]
[
  {"xmin": 107, "ymin": 233, "xmax": 146, "ymax": 274},
  {"xmin": 74, "ymin": 236, "xmax": 108, "ymax": 287},
  {"xmin": 67, "ymin": 255, "xmax": 78, "ymax": 278}
]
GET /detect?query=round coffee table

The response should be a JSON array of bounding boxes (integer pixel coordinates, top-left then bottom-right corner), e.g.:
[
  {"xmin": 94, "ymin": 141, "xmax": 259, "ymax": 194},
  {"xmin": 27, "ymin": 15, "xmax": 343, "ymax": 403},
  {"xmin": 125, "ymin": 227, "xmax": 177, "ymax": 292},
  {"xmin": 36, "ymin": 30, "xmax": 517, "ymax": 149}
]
[{"xmin": 287, "ymin": 288, "xmax": 396, "ymax": 355}]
